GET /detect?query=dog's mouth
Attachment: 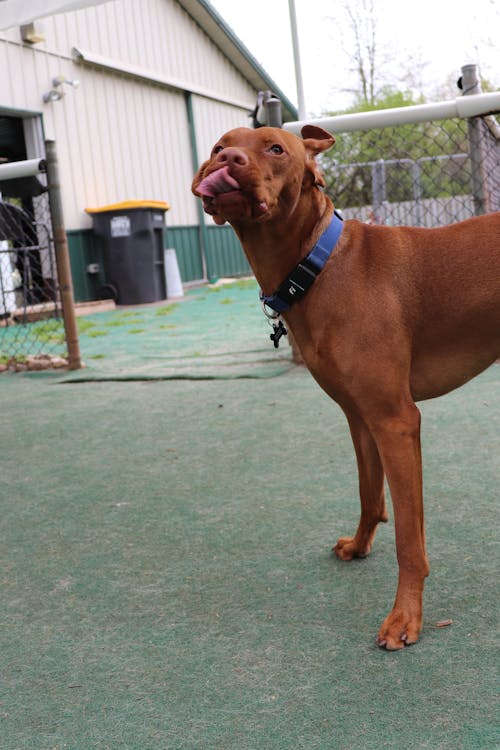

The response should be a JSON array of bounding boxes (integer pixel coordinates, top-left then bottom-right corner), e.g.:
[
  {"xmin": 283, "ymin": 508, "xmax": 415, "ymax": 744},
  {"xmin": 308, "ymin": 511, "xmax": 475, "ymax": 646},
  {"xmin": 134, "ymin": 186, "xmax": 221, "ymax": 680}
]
[
  {"xmin": 196, "ymin": 166, "xmax": 268, "ymax": 223},
  {"xmin": 196, "ymin": 166, "xmax": 240, "ymax": 197}
]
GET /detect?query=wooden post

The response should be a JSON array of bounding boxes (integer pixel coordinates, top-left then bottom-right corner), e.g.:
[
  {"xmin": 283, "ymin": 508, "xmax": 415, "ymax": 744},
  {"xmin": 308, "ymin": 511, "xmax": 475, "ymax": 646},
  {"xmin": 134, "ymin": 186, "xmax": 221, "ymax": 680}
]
[{"xmin": 45, "ymin": 139, "xmax": 81, "ymax": 370}]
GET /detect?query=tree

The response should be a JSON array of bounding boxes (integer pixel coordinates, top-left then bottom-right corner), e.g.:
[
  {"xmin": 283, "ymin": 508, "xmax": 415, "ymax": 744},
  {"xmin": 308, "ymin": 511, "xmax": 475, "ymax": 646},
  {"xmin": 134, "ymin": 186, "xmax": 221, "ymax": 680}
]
[
  {"xmin": 336, "ymin": 0, "xmax": 401, "ymax": 107},
  {"xmin": 342, "ymin": 0, "xmax": 378, "ymax": 106},
  {"xmin": 334, "ymin": 0, "xmax": 441, "ymax": 109},
  {"xmin": 321, "ymin": 88, "xmax": 471, "ymax": 210}
]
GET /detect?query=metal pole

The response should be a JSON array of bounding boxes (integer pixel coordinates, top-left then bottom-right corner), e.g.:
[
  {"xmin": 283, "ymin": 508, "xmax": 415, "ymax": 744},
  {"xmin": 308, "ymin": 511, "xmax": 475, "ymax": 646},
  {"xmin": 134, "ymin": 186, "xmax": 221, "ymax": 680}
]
[
  {"xmin": 372, "ymin": 159, "xmax": 386, "ymax": 224},
  {"xmin": 264, "ymin": 92, "xmax": 283, "ymax": 128},
  {"xmin": 44, "ymin": 140, "xmax": 81, "ymax": 370},
  {"xmin": 461, "ymin": 63, "xmax": 489, "ymax": 215},
  {"xmin": 288, "ymin": 0, "xmax": 307, "ymax": 120},
  {"xmin": 412, "ymin": 160, "xmax": 424, "ymax": 226}
]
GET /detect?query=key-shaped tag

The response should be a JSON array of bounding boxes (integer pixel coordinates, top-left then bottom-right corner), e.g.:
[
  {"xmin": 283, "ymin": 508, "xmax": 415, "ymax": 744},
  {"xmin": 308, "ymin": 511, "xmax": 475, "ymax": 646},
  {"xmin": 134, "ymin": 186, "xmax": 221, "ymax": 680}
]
[{"xmin": 270, "ymin": 319, "xmax": 288, "ymax": 349}]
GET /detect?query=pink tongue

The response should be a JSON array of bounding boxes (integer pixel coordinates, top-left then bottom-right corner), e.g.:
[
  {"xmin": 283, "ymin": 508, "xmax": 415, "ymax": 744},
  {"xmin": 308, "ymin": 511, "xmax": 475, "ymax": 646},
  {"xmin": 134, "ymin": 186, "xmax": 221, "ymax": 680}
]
[{"xmin": 197, "ymin": 166, "xmax": 240, "ymax": 197}]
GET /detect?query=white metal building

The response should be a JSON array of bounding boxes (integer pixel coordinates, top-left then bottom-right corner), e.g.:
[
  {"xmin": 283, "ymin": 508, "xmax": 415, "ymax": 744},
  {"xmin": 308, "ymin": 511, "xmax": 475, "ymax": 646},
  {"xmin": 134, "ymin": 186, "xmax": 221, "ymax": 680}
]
[{"xmin": 0, "ymin": 0, "xmax": 297, "ymax": 299}]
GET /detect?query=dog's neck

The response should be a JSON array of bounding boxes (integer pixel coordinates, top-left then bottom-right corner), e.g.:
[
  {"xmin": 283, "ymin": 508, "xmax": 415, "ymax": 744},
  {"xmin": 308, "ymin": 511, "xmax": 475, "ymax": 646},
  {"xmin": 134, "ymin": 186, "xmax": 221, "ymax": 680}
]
[{"xmin": 229, "ymin": 187, "xmax": 334, "ymax": 295}]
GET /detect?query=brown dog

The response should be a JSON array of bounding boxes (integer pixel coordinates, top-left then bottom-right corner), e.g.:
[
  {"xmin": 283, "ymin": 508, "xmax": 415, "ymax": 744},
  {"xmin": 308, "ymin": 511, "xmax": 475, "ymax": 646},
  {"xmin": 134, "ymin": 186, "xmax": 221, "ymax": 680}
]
[{"xmin": 192, "ymin": 125, "xmax": 500, "ymax": 649}]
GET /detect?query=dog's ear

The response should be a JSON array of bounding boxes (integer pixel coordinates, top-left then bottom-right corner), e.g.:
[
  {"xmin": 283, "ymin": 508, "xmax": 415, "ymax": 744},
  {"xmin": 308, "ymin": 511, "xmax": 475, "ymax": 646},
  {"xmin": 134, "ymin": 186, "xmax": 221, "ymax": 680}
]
[
  {"xmin": 301, "ymin": 126, "xmax": 335, "ymax": 188},
  {"xmin": 301, "ymin": 125, "xmax": 335, "ymax": 154}
]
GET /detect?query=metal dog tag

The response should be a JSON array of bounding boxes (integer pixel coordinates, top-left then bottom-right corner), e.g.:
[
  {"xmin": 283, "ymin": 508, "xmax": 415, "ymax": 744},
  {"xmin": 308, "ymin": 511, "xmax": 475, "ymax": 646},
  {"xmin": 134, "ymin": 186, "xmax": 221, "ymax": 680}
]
[{"xmin": 270, "ymin": 319, "xmax": 288, "ymax": 349}]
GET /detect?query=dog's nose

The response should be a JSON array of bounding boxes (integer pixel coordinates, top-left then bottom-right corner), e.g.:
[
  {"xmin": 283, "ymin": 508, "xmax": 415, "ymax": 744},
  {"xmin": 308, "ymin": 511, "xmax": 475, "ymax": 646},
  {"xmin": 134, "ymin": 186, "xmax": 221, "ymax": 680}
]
[{"xmin": 215, "ymin": 148, "xmax": 248, "ymax": 167}]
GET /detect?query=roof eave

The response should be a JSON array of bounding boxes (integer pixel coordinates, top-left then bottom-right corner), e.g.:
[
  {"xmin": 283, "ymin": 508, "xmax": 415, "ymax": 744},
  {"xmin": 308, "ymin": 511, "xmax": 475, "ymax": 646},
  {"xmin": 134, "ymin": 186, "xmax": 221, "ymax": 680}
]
[{"xmin": 176, "ymin": 0, "xmax": 299, "ymax": 122}]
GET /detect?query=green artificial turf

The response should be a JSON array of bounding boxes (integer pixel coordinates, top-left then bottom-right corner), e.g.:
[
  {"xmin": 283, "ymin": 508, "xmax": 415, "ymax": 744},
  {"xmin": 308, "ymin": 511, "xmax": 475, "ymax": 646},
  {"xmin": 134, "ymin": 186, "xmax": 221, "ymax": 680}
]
[
  {"xmin": 0, "ymin": 360, "xmax": 498, "ymax": 749},
  {"xmin": 63, "ymin": 282, "xmax": 293, "ymax": 381}
]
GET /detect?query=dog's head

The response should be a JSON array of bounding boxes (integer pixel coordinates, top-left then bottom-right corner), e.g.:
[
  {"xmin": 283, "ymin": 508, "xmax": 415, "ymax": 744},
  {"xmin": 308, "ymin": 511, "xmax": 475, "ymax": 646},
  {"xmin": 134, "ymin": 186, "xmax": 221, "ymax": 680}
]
[{"xmin": 191, "ymin": 125, "xmax": 335, "ymax": 226}]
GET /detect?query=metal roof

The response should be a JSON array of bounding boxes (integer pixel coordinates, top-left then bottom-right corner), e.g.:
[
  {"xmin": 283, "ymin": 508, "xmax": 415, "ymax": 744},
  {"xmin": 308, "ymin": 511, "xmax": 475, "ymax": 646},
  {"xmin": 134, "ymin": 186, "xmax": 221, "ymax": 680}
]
[{"xmin": 176, "ymin": 0, "xmax": 298, "ymax": 122}]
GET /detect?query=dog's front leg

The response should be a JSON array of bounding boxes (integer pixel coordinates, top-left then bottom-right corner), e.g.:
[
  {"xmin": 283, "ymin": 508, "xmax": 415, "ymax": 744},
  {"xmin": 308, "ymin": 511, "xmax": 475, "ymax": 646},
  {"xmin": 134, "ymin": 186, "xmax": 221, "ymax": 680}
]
[
  {"xmin": 334, "ymin": 409, "xmax": 388, "ymax": 560},
  {"xmin": 369, "ymin": 401, "xmax": 430, "ymax": 650}
]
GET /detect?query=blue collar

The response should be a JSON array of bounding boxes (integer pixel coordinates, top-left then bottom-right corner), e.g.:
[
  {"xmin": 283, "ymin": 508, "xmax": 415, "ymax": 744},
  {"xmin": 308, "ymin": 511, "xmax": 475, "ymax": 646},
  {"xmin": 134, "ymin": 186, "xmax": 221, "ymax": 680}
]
[{"xmin": 260, "ymin": 210, "xmax": 343, "ymax": 314}]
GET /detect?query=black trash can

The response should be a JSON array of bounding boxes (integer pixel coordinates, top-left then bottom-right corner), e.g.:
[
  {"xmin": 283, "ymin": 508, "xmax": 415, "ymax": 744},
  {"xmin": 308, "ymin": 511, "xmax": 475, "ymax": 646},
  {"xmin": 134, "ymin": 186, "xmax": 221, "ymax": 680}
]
[{"xmin": 86, "ymin": 200, "xmax": 170, "ymax": 305}]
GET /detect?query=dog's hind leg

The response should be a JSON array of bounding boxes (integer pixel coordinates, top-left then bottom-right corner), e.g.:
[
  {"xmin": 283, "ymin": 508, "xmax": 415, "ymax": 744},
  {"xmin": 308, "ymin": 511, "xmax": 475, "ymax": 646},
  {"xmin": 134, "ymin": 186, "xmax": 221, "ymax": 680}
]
[{"xmin": 333, "ymin": 409, "xmax": 388, "ymax": 561}]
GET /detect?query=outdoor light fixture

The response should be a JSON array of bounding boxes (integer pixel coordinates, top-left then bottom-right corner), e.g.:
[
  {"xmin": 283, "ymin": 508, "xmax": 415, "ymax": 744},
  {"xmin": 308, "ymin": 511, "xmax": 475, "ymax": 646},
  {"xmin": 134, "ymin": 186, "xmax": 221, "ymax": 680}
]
[
  {"xmin": 43, "ymin": 89, "xmax": 63, "ymax": 103},
  {"xmin": 42, "ymin": 74, "xmax": 80, "ymax": 103}
]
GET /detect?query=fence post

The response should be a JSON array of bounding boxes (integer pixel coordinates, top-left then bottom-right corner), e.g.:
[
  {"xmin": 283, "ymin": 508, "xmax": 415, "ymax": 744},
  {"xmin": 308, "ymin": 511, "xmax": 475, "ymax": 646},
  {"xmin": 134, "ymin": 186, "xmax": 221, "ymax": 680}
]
[
  {"xmin": 264, "ymin": 93, "xmax": 283, "ymax": 128},
  {"xmin": 412, "ymin": 160, "xmax": 424, "ymax": 226},
  {"xmin": 45, "ymin": 140, "xmax": 82, "ymax": 370},
  {"xmin": 372, "ymin": 159, "xmax": 387, "ymax": 223},
  {"xmin": 461, "ymin": 63, "xmax": 491, "ymax": 215}
]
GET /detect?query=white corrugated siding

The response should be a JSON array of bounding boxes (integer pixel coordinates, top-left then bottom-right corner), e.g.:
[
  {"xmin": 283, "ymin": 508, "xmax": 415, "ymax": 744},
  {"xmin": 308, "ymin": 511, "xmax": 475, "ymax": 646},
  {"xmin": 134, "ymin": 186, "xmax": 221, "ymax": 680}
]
[
  {"xmin": 192, "ymin": 96, "xmax": 253, "ymax": 160},
  {"xmin": 0, "ymin": 0, "xmax": 259, "ymax": 229},
  {"xmin": 190, "ymin": 95, "xmax": 252, "ymax": 225}
]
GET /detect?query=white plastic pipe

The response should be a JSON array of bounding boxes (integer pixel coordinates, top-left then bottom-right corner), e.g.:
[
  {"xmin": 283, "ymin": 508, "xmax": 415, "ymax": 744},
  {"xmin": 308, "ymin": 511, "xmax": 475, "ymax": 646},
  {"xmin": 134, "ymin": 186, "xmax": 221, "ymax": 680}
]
[
  {"xmin": 0, "ymin": 158, "xmax": 46, "ymax": 180},
  {"xmin": 284, "ymin": 91, "xmax": 500, "ymax": 134}
]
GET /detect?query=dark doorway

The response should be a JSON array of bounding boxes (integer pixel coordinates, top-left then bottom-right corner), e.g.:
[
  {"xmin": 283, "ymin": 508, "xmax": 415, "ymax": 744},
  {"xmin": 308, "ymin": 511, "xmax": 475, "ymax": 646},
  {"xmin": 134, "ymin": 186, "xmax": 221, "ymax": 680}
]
[{"xmin": 0, "ymin": 115, "xmax": 49, "ymax": 304}]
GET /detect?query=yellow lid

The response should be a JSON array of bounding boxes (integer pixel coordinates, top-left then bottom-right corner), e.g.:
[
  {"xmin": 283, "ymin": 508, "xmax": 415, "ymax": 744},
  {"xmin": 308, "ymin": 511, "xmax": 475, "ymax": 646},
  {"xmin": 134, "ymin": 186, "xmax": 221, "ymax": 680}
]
[{"xmin": 85, "ymin": 200, "xmax": 170, "ymax": 214}]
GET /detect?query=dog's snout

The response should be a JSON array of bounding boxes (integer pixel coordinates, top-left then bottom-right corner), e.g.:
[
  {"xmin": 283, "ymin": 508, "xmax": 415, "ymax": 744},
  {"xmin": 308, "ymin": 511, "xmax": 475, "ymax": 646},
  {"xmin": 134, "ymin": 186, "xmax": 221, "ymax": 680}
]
[{"xmin": 215, "ymin": 147, "xmax": 248, "ymax": 168}]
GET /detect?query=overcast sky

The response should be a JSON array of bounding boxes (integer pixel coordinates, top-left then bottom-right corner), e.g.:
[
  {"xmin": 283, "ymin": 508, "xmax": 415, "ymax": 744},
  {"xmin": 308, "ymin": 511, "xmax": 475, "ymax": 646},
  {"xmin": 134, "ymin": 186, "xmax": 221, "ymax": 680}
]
[{"xmin": 210, "ymin": 0, "xmax": 499, "ymax": 116}]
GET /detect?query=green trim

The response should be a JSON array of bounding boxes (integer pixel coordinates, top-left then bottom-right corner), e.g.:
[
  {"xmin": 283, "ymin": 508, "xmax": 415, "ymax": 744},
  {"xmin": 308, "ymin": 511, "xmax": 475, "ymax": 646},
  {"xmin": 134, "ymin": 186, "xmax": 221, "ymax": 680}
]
[
  {"xmin": 185, "ymin": 91, "xmax": 199, "ymax": 169},
  {"xmin": 67, "ymin": 229, "xmax": 106, "ymax": 302},
  {"xmin": 66, "ymin": 225, "xmax": 250, "ymax": 301},
  {"xmin": 205, "ymin": 225, "xmax": 250, "ymax": 280},
  {"xmin": 185, "ymin": 90, "xmax": 208, "ymax": 280},
  {"xmin": 166, "ymin": 226, "xmax": 203, "ymax": 282},
  {"xmin": 168, "ymin": 225, "xmax": 250, "ymax": 282}
]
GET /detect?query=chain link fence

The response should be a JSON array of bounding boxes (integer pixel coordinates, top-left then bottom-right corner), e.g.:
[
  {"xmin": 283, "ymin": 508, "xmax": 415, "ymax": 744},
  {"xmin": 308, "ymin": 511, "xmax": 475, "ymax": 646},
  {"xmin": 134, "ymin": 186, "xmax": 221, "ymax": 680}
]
[
  {"xmin": 323, "ymin": 112, "xmax": 500, "ymax": 227},
  {"xmin": 0, "ymin": 183, "xmax": 69, "ymax": 372}
]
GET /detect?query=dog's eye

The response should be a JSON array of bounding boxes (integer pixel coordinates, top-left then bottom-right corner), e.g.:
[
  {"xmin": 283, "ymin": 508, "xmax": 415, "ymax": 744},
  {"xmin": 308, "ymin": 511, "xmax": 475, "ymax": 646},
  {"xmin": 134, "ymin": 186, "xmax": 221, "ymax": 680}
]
[
  {"xmin": 212, "ymin": 145, "xmax": 224, "ymax": 155},
  {"xmin": 269, "ymin": 144, "xmax": 284, "ymax": 155}
]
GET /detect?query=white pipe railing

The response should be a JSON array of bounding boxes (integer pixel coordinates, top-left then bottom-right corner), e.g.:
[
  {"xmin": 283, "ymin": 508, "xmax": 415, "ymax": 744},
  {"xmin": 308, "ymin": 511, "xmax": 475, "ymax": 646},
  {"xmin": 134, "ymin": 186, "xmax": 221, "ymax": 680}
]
[
  {"xmin": 284, "ymin": 91, "xmax": 500, "ymax": 134},
  {"xmin": 0, "ymin": 158, "xmax": 46, "ymax": 181}
]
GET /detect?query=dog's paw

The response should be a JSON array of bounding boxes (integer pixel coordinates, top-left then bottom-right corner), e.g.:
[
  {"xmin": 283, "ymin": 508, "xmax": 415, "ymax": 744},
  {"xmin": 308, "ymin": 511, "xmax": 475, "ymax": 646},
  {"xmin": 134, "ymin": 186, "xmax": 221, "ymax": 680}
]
[
  {"xmin": 376, "ymin": 608, "xmax": 422, "ymax": 651},
  {"xmin": 333, "ymin": 536, "xmax": 371, "ymax": 561}
]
